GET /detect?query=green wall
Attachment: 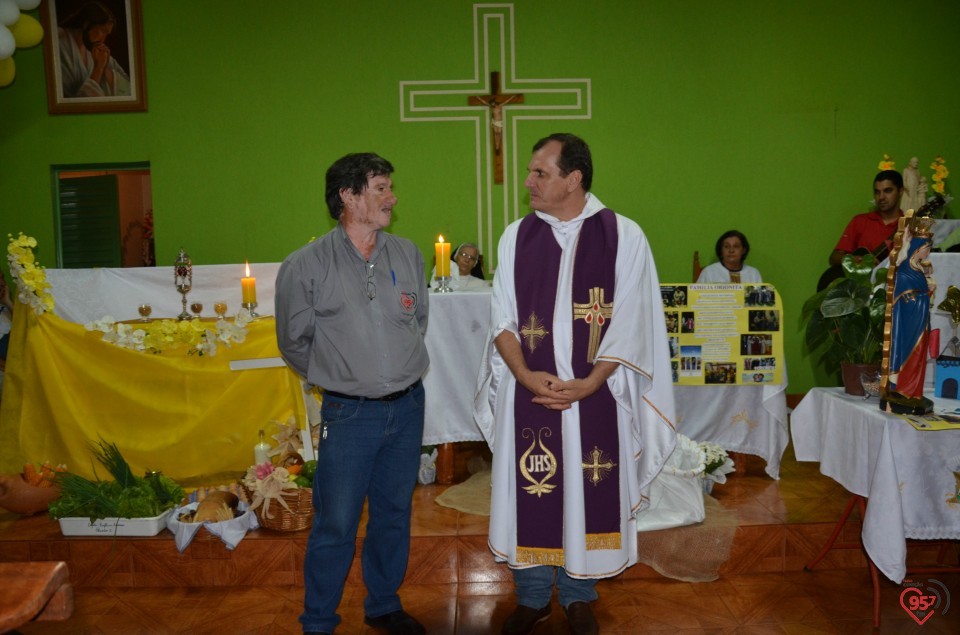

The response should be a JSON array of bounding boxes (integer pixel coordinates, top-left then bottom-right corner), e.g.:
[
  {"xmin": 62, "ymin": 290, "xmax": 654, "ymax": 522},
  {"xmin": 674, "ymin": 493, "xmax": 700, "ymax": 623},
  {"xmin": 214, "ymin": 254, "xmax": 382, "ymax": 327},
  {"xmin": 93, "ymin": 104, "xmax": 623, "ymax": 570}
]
[{"xmin": 2, "ymin": 0, "xmax": 958, "ymax": 393}]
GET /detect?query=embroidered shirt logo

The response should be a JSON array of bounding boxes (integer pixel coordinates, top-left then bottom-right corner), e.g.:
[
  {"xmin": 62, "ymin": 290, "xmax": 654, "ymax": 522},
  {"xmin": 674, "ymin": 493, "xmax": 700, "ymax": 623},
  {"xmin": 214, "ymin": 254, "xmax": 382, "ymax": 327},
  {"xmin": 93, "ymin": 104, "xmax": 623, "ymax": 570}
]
[{"xmin": 399, "ymin": 291, "xmax": 417, "ymax": 313}]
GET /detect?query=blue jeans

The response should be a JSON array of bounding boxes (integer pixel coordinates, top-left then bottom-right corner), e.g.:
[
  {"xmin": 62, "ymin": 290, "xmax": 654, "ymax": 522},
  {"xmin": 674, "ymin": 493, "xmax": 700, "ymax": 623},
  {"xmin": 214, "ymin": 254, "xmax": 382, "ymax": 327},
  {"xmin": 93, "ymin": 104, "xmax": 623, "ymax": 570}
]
[
  {"xmin": 513, "ymin": 566, "xmax": 598, "ymax": 609},
  {"xmin": 299, "ymin": 383, "xmax": 425, "ymax": 634}
]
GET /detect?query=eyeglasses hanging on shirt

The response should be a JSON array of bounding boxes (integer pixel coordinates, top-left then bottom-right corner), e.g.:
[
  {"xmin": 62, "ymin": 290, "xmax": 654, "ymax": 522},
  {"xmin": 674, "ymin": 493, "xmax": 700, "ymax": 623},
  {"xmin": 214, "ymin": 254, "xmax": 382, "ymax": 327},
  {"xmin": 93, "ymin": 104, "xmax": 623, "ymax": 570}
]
[{"xmin": 365, "ymin": 261, "xmax": 376, "ymax": 301}]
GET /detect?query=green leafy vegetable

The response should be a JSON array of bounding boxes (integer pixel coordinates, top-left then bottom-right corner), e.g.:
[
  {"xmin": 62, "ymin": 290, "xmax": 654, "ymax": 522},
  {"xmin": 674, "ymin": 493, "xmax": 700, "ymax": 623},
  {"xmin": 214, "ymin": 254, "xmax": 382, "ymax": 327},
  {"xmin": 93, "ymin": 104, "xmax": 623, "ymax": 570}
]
[{"xmin": 48, "ymin": 439, "xmax": 185, "ymax": 522}]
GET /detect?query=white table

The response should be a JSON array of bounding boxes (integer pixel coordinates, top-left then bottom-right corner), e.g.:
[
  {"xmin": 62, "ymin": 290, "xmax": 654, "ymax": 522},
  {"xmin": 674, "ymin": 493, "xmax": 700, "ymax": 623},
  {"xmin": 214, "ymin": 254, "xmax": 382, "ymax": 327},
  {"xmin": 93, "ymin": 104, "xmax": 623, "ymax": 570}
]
[
  {"xmin": 675, "ymin": 380, "xmax": 789, "ymax": 479},
  {"xmin": 421, "ymin": 288, "xmax": 491, "ymax": 445},
  {"xmin": 791, "ymin": 387, "xmax": 960, "ymax": 583}
]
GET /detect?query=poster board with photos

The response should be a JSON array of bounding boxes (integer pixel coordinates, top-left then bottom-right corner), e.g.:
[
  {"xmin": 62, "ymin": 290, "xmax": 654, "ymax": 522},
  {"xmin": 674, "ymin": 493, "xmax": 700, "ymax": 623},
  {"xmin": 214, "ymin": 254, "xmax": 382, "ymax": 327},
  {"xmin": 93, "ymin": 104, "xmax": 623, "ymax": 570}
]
[{"xmin": 661, "ymin": 283, "xmax": 784, "ymax": 386}]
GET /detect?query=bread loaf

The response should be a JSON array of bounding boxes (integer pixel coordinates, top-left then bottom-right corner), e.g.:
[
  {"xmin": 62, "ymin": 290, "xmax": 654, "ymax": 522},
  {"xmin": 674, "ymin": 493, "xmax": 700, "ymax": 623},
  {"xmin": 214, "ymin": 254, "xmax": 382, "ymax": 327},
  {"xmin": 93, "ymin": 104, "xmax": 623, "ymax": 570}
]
[{"xmin": 192, "ymin": 490, "xmax": 239, "ymax": 523}]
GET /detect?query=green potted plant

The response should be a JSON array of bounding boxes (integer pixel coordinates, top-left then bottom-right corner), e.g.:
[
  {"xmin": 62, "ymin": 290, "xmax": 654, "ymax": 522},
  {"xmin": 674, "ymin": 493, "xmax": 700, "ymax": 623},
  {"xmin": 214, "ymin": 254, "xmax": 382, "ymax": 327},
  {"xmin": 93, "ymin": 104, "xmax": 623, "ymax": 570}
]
[{"xmin": 802, "ymin": 253, "xmax": 887, "ymax": 394}]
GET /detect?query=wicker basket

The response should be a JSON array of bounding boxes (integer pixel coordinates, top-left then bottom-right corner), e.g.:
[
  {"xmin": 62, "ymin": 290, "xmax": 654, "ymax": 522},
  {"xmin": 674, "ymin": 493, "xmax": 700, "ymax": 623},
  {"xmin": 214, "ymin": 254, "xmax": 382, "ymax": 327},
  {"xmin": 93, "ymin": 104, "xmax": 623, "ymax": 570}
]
[{"xmin": 244, "ymin": 486, "xmax": 313, "ymax": 532}]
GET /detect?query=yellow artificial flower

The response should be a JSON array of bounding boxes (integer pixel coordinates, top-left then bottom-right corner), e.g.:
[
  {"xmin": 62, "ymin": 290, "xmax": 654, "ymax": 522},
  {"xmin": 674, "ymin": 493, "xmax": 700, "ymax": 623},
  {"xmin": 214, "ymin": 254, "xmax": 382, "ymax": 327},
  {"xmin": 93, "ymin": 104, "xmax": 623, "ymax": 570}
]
[{"xmin": 7, "ymin": 233, "xmax": 55, "ymax": 314}]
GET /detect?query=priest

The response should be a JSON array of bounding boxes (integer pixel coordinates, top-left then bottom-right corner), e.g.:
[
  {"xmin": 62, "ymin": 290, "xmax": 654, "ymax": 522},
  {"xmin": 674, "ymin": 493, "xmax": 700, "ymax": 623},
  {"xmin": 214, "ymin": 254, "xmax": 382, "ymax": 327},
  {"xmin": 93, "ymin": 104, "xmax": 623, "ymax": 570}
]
[{"xmin": 475, "ymin": 133, "xmax": 676, "ymax": 635}]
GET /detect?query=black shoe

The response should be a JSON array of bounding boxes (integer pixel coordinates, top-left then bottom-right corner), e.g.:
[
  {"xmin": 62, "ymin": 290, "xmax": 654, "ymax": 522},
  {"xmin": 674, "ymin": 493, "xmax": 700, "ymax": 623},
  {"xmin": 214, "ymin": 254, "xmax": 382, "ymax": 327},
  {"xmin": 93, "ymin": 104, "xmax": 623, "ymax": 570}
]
[
  {"xmin": 501, "ymin": 604, "xmax": 551, "ymax": 635},
  {"xmin": 564, "ymin": 601, "xmax": 598, "ymax": 635},
  {"xmin": 364, "ymin": 609, "xmax": 426, "ymax": 635}
]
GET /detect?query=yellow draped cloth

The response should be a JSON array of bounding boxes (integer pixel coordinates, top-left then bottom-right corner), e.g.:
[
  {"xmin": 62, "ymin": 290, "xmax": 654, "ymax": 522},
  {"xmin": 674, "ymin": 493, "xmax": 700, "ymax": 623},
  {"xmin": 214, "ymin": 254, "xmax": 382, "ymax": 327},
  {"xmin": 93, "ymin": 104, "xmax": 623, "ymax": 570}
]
[{"xmin": 0, "ymin": 310, "xmax": 306, "ymax": 486}]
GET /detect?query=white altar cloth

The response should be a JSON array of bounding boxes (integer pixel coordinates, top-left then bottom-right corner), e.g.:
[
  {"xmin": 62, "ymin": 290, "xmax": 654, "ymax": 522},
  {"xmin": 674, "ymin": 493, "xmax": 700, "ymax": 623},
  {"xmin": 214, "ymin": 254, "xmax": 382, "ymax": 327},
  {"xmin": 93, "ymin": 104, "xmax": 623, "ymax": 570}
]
[
  {"xmin": 675, "ymin": 378, "xmax": 789, "ymax": 479},
  {"xmin": 46, "ymin": 263, "xmax": 282, "ymax": 323},
  {"xmin": 791, "ymin": 387, "xmax": 960, "ymax": 583}
]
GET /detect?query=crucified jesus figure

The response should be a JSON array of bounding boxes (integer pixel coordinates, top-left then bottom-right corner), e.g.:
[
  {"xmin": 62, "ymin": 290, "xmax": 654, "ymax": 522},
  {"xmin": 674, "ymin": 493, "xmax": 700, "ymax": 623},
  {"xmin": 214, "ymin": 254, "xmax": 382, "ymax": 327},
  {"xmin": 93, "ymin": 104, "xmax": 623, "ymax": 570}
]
[{"xmin": 472, "ymin": 93, "xmax": 521, "ymax": 154}]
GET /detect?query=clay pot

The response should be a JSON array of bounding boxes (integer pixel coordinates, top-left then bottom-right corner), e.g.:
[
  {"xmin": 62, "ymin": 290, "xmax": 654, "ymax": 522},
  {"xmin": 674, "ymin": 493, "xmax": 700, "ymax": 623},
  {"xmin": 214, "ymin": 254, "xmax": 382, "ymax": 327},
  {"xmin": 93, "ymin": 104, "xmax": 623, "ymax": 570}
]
[
  {"xmin": 0, "ymin": 474, "xmax": 61, "ymax": 515},
  {"xmin": 840, "ymin": 362, "xmax": 881, "ymax": 397}
]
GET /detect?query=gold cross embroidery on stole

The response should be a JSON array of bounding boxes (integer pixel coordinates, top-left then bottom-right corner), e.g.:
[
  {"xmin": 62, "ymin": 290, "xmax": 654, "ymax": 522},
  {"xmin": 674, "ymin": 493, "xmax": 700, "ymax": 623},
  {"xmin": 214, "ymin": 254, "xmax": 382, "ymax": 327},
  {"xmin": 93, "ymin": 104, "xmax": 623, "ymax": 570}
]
[
  {"xmin": 573, "ymin": 287, "xmax": 613, "ymax": 363},
  {"xmin": 520, "ymin": 311, "xmax": 549, "ymax": 353},
  {"xmin": 582, "ymin": 446, "xmax": 616, "ymax": 486}
]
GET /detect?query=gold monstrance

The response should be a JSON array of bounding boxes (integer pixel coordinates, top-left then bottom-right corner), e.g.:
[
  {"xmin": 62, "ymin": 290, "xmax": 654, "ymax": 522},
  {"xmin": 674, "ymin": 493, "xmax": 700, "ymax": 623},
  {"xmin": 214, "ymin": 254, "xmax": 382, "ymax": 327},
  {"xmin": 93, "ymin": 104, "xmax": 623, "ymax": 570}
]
[{"xmin": 174, "ymin": 248, "xmax": 192, "ymax": 321}]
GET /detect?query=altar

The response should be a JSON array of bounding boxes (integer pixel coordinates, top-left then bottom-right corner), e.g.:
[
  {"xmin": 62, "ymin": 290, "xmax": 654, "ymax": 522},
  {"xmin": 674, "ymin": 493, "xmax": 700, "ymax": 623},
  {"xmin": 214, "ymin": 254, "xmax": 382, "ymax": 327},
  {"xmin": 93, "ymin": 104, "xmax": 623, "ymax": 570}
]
[
  {"xmin": 0, "ymin": 263, "xmax": 305, "ymax": 485},
  {"xmin": 0, "ymin": 264, "xmax": 493, "ymax": 484}
]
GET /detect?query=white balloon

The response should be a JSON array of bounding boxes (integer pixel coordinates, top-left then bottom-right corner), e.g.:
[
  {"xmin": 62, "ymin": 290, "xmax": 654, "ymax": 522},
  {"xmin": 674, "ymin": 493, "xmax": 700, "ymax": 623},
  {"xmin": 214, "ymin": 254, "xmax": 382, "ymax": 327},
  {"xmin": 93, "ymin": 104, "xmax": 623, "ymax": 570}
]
[
  {"xmin": 0, "ymin": 0, "xmax": 19, "ymax": 27},
  {"xmin": 15, "ymin": 0, "xmax": 41, "ymax": 11},
  {"xmin": 0, "ymin": 24, "xmax": 15, "ymax": 59}
]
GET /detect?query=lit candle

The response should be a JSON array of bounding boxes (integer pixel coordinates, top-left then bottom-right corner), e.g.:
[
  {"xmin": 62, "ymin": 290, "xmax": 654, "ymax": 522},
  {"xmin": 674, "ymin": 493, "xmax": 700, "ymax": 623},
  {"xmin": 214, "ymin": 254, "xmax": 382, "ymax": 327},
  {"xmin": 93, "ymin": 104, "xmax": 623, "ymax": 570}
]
[
  {"xmin": 241, "ymin": 260, "xmax": 257, "ymax": 304},
  {"xmin": 435, "ymin": 235, "xmax": 451, "ymax": 277}
]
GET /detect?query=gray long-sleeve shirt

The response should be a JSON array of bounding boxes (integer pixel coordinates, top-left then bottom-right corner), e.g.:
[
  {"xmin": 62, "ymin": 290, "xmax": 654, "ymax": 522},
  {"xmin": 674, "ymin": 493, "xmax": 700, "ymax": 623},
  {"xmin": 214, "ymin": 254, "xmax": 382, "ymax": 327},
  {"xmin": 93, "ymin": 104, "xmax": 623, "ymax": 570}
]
[{"xmin": 275, "ymin": 224, "xmax": 429, "ymax": 397}]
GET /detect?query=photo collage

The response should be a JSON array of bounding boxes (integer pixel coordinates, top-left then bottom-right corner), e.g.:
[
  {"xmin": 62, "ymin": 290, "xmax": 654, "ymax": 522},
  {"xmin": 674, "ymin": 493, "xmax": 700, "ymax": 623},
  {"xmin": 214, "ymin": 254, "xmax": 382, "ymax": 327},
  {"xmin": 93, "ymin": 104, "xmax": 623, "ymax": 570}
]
[{"xmin": 661, "ymin": 283, "xmax": 784, "ymax": 386}]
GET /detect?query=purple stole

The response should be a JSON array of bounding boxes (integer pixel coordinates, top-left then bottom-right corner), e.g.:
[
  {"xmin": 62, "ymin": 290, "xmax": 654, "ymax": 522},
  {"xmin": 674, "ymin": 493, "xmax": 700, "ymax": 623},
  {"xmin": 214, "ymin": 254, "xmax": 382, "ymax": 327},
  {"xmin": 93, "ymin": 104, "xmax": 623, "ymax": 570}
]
[{"xmin": 513, "ymin": 209, "xmax": 620, "ymax": 566}]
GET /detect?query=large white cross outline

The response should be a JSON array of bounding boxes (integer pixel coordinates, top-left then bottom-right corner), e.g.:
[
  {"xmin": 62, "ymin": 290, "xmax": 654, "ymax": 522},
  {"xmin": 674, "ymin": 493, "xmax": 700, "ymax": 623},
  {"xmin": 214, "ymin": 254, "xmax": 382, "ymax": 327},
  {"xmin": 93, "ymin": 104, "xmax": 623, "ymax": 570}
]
[{"xmin": 399, "ymin": 3, "xmax": 591, "ymax": 266}]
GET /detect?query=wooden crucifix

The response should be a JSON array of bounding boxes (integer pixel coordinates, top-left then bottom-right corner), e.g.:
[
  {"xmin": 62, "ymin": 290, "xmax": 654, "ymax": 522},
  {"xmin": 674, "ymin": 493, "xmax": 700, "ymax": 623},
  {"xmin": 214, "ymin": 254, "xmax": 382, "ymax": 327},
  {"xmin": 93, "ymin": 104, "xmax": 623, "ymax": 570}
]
[{"xmin": 469, "ymin": 71, "xmax": 524, "ymax": 183}]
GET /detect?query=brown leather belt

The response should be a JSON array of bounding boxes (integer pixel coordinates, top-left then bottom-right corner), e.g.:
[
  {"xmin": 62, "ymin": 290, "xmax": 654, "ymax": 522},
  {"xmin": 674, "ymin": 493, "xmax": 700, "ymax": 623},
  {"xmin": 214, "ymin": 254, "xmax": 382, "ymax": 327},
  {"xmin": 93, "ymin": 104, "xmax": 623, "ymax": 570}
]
[{"xmin": 324, "ymin": 379, "xmax": 421, "ymax": 402}]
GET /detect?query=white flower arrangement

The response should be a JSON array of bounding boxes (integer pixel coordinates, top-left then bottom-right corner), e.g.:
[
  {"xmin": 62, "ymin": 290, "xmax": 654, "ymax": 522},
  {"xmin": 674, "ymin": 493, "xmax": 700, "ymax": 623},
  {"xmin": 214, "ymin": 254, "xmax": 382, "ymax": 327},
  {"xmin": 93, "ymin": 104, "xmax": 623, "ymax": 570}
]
[
  {"xmin": 85, "ymin": 308, "xmax": 251, "ymax": 356},
  {"xmin": 699, "ymin": 441, "xmax": 735, "ymax": 485},
  {"xmin": 7, "ymin": 233, "xmax": 55, "ymax": 315},
  {"xmin": 242, "ymin": 461, "xmax": 299, "ymax": 518}
]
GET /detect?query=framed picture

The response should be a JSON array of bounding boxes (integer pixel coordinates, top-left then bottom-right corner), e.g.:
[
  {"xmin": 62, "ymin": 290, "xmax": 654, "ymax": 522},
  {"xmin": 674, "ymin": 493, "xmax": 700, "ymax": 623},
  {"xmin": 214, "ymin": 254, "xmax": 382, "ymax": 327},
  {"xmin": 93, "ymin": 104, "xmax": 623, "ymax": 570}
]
[{"xmin": 40, "ymin": 0, "xmax": 147, "ymax": 114}]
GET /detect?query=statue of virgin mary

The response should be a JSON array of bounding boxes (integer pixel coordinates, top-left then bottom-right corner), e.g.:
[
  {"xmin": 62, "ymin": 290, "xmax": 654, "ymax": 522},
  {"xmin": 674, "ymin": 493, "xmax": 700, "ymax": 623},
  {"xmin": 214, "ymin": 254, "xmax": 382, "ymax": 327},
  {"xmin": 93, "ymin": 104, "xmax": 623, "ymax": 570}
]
[{"xmin": 881, "ymin": 211, "xmax": 936, "ymax": 414}]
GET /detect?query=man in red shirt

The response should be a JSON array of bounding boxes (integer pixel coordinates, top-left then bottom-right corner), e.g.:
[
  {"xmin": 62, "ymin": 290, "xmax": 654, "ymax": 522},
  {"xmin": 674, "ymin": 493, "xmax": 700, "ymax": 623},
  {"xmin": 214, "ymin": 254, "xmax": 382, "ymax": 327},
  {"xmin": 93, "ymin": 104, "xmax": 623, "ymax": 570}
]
[{"xmin": 828, "ymin": 170, "xmax": 904, "ymax": 267}]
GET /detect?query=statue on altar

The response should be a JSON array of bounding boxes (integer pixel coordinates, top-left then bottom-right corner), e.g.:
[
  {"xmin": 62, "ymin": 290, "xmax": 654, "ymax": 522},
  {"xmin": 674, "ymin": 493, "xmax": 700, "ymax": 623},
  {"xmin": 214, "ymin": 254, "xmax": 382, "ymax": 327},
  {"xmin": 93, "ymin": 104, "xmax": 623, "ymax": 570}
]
[
  {"xmin": 901, "ymin": 156, "xmax": 923, "ymax": 212},
  {"xmin": 881, "ymin": 210, "xmax": 936, "ymax": 414}
]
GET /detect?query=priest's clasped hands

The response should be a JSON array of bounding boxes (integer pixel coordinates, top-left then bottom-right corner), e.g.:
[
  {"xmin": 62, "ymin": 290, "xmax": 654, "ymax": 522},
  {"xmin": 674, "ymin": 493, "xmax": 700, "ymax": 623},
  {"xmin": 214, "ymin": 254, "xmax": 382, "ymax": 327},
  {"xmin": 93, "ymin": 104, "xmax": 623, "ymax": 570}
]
[{"xmin": 521, "ymin": 361, "xmax": 618, "ymax": 410}]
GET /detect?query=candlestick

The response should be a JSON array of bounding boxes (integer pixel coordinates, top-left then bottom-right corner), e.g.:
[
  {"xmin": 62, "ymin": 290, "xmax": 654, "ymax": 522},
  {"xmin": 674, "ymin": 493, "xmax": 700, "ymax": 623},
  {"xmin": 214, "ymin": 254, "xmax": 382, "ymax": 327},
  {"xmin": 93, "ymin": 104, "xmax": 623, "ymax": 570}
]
[{"xmin": 435, "ymin": 275, "xmax": 453, "ymax": 293}]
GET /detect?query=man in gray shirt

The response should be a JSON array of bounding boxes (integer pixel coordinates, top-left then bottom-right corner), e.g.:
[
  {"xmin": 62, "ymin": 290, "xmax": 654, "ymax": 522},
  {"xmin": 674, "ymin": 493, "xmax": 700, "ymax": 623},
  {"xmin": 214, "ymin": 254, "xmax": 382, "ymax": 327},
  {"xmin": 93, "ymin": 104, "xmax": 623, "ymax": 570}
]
[{"xmin": 276, "ymin": 153, "xmax": 429, "ymax": 635}]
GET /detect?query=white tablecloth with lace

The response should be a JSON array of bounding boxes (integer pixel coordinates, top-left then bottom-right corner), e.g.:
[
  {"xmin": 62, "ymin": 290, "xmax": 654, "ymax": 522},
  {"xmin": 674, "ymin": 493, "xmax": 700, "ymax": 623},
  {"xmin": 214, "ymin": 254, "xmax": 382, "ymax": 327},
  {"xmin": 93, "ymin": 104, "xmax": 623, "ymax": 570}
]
[
  {"xmin": 674, "ymin": 379, "xmax": 789, "ymax": 479},
  {"xmin": 791, "ymin": 387, "xmax": 960, "ymax": 583}
]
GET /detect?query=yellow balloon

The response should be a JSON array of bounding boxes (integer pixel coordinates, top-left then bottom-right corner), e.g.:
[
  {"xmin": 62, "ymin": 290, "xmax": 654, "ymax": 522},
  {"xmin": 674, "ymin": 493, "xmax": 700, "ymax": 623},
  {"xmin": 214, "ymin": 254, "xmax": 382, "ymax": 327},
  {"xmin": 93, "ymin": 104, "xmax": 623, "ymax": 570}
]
[
  {"xmin": 10, "ymin": 12, "xmax": 41, "ymax": 48},
  {"xmin": 0, "ymin": 56, "xmax": 14, "ymax": 87}
]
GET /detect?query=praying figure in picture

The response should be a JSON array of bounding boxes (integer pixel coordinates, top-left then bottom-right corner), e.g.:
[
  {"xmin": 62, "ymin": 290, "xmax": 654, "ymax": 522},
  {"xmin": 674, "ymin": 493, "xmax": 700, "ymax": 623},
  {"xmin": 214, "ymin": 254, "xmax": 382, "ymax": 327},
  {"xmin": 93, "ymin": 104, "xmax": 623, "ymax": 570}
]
[
  {"xmin": 58, "ymin": 1, "xmax": 132, "ymax": 98},
  {"xmin": 881, "ymin": 211, "xmax": 936, "ymax": 415}
]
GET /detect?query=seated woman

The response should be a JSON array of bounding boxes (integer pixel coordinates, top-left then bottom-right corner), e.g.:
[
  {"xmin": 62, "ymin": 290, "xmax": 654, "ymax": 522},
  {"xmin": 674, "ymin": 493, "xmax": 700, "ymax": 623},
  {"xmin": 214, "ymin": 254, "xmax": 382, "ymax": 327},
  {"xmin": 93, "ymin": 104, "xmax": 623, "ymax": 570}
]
[
  {"xmin": 696, "ymin": 230, "xmax": 762, "ymax": 283},
  {"xmin": 429, "ymin": 242, "xmax": 487, "ymax": 290}
]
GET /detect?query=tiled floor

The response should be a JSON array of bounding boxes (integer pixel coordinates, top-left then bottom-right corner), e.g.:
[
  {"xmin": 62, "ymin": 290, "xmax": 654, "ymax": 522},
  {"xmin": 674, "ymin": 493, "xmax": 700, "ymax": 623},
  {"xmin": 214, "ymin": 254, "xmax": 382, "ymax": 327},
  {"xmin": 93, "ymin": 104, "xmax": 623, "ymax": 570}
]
[{"xmin": 10, "ymin": 445, "xmax": 960, "ymax": 634}]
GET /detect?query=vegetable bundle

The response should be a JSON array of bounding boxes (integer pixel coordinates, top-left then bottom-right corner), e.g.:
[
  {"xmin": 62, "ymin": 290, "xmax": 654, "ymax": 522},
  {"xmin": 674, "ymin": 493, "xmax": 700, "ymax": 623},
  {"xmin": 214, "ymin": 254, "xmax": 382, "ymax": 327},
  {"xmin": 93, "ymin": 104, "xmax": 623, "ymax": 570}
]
[{"xmin": 47, "ymin": 439, "xmax": 185, "ymax": 521}]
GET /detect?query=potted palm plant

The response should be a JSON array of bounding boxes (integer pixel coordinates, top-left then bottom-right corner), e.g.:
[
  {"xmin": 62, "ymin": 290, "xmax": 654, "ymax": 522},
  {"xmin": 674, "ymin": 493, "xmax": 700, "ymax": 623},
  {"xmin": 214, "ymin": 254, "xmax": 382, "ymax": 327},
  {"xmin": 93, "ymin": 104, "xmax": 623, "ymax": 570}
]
[{"xmin": 802, "ymin": 253, "xmax": 887, "ymax": 395}]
